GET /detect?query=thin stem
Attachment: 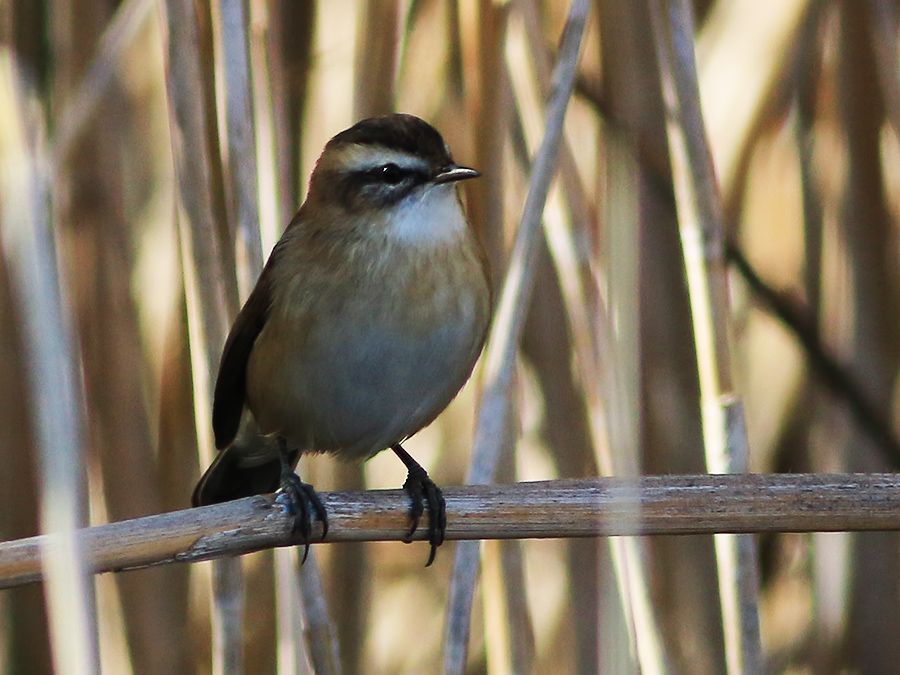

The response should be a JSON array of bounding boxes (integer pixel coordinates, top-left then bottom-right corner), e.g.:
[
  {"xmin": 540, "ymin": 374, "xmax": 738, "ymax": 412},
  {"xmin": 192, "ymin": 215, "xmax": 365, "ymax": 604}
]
[{"xmin": 649, "ymin": 1, "xmax": 762, "ymax": 672}]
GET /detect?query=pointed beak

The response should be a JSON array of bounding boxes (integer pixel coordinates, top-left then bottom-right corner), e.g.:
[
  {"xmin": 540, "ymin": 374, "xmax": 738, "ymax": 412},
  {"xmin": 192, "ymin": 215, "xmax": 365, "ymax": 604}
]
[{"xmin": 433, "ymin": 165, "xmax": 480, "ymax": 184}]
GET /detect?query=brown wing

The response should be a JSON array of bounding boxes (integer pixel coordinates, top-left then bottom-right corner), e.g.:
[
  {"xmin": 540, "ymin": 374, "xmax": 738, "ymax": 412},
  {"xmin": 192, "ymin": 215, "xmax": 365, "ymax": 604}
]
[{"xmin": 212, "ymin": 272, "xmax": 273, "ymax": 449}]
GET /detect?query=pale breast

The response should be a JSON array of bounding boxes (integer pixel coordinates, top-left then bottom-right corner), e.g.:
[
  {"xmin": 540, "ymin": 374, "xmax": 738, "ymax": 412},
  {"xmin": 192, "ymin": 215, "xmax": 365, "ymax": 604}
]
[{"xmin": 245, "ymin": 221, "xmax": 490, "ymax": 460}]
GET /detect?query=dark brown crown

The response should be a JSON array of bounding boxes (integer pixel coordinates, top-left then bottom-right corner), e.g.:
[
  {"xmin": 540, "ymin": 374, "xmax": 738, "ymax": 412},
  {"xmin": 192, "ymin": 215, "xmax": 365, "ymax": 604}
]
[{"xmin": 327, "ymin": 114, "xmax": 453, "ymax": 167}]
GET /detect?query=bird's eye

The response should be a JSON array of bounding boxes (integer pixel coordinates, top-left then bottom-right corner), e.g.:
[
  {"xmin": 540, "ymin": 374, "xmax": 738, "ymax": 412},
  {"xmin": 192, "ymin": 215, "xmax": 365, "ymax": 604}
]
[{"xmin": 379, "ymin": 163, "xmax": 405, "ymax": 184}]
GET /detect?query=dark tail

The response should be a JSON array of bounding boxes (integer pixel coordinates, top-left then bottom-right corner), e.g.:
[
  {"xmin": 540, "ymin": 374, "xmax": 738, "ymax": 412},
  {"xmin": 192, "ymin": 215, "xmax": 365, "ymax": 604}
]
[{"xmin": 192, "ymin": 433, "xmax": 294, "ymax": 506}]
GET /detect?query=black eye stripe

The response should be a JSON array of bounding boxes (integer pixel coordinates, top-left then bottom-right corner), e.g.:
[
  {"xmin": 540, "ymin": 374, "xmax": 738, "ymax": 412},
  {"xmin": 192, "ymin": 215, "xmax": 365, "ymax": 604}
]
[{"xmin": 335, "ymin": 161, "xmax": 431, "ymax": 209}]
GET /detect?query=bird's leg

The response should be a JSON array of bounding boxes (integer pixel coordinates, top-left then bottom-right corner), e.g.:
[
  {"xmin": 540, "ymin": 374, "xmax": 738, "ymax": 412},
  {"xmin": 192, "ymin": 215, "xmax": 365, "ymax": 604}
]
[
  {"xmin": 277, "ymin": 438, "xmax": 328, "ymax": 562},
  {"xmin": 391, "ymin": 444, "xmax": 446, "ymax": 566}
]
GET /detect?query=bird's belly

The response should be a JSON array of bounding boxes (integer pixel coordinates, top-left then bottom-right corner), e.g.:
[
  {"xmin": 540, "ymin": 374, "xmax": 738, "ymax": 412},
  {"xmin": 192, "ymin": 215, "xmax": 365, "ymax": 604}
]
[{"xmin": 245, "ymin": 292, "xmax": 484, "ymax": 459}]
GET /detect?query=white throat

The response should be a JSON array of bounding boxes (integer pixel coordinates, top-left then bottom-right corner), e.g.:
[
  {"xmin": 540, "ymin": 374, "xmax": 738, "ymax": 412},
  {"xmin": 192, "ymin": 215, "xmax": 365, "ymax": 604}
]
[{"xmin": 385, "ymin": 183, "xmax": 468, "ymax": 248}]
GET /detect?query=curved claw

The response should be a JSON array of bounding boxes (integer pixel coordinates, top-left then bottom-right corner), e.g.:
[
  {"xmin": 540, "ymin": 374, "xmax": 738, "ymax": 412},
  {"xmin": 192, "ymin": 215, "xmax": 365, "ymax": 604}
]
[
  {"xmin": 393, "ymin": 444, "xmax": 447, "ymax": 567},
  {"xmin": 279, "ymin": 472, "xmax": 328, "ymax": 563},
  {"xmin": 278, "ymin": 439, "xmax": 328, "ymax": 563}
]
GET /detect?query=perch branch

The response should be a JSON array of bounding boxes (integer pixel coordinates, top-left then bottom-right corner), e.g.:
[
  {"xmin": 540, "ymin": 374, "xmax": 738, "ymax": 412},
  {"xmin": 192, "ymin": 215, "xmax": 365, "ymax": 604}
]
[{"xmin": 3, "ymin": 473, "xmax": 900, "ymax": 589}]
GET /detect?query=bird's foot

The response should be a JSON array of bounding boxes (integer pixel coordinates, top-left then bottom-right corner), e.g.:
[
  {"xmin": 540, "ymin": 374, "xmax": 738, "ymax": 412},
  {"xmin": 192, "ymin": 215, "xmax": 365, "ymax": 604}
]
[
  {"xmin": 392, "ymin": 444, "xmax": 446, "ymax": 566},
  {"xmin": 278, "ymin": 441, "xmax": 328, "ymax": 563}
]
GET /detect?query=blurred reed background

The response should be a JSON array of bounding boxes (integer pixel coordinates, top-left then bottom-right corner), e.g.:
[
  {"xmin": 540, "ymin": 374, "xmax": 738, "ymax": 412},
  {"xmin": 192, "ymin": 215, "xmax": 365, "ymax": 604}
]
[{"xmin": 2, "ymin": 0, "xmax": 900, "ymax": 673}]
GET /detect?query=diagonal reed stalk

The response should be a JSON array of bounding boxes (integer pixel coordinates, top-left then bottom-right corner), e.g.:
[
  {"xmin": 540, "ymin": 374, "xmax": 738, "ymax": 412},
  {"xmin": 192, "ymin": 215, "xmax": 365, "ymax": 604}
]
[
  {"xmin": 508, "ymin": 2, "xmax": 669, "ymax": 670},
  {"xmin": 442, "ymin": 1, "xmax": 591, "ymax": 672}
]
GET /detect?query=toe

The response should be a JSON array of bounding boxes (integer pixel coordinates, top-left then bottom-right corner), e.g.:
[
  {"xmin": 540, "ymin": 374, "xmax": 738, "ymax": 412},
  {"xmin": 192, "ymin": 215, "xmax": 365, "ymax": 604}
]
[{"xmin": 278, "ymin": 472, "xmax": 327, "ymax": 562}]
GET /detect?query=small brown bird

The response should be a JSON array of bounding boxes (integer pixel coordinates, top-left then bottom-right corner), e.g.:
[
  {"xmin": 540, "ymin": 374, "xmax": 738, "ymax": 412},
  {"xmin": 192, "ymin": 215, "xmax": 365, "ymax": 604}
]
[{"xmin": 192, "ymin": 114, "xmax": 491, "ymax": 565}]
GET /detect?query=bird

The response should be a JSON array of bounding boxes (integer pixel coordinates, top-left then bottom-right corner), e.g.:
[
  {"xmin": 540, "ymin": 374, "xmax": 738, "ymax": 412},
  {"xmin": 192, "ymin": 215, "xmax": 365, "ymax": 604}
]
[{"xmin": 191, "ymin": 113, "xmax": 492, "ymax": 565}]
